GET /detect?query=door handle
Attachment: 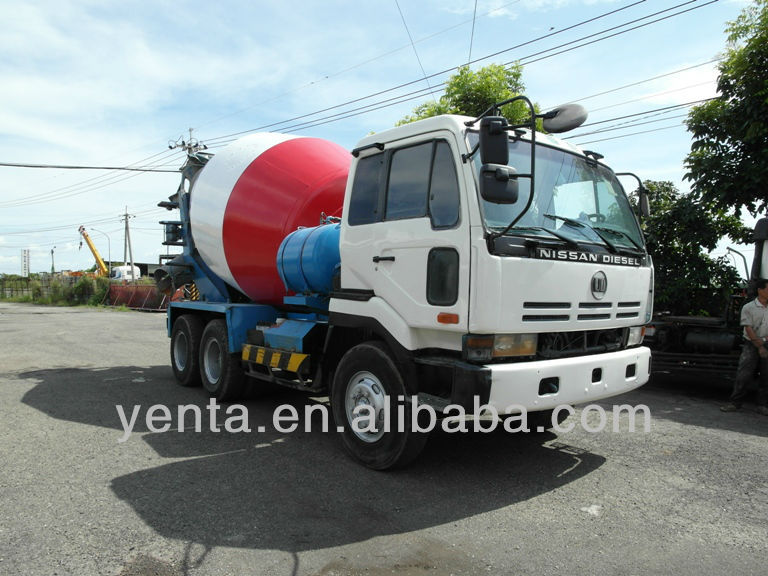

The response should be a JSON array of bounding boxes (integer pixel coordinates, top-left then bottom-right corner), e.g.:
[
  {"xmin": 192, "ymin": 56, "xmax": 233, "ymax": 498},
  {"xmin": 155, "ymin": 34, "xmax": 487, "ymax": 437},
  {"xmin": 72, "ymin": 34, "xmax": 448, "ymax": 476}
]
[{"xmin": 372, "ymin": 256, "xmax": 395, "ymax": 263}]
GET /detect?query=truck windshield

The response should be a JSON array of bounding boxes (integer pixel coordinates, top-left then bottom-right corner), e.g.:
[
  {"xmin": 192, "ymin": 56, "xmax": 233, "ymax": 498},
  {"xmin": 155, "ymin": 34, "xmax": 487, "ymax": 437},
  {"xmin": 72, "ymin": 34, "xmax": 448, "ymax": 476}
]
[{"xmin": 470, "ymin": 134, "xmax": 645, "ymax": 251}]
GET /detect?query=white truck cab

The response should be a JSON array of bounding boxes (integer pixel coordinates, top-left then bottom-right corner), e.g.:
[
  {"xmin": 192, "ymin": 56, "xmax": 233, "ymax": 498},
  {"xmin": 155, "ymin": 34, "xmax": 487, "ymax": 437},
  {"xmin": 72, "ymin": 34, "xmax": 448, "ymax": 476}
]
[
  {"xmin": 331, "ymin": 110, "xmax": 652, "ymax": 424},
  {"xmin": 111, "ymin": 265, "xmax": 141, "ymax": 282}
]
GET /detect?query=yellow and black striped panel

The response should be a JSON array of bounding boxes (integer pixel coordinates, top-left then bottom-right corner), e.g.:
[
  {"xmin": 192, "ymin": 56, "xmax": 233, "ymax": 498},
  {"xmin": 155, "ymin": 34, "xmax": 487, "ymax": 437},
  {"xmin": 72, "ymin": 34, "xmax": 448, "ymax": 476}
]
[
  {"xmin": 242, "ymin": 344, "xmax": 309, "ymax": 374},
  {"xmin": 183, "ymin": 283, "xmax": 199, "ymax": 301}
]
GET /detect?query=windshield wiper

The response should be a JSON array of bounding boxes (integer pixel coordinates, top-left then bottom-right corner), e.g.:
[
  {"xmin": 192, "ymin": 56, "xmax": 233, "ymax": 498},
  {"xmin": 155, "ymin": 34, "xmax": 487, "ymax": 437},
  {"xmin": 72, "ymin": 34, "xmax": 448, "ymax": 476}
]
[
  {"xmin": 544, "ymin": 213, "xmax": 619, "ymax": 253},
  {"xmin": 544, "ymin": 213, "xmax": 586, "ymax": 229},
  {"xmin": 492, "ymin": 225, "xmax": 578, "ymax": 246},
  {"xmin": 593, "ymin": 226, "xmax": 643, "ymax": 252}
]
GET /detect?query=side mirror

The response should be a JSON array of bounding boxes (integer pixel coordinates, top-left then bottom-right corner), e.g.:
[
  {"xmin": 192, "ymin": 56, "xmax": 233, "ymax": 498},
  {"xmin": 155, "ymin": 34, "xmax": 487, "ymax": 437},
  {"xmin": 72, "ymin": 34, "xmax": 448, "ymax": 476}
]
[
  {"xmin": 542, "ymin": 103, "xmax": 588, "ymax": 134},
  {"xmin": 639, "ymin": 187, "xmax": 650, "ymax": 219},
  {"xmin": 480, "ymin": 164, "xmax": 519, "ymax": 204},
  {"xmin": 479, "ymin": 116, "xmax": 509, "ymax": 165}
]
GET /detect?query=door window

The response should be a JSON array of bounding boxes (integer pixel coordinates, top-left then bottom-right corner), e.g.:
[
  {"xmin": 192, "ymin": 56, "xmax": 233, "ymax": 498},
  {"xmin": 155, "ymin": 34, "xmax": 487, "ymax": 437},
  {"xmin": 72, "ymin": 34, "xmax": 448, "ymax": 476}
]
[{"xmin": 347, "ymin": 139, "xmax": 460, "ymax": 230}]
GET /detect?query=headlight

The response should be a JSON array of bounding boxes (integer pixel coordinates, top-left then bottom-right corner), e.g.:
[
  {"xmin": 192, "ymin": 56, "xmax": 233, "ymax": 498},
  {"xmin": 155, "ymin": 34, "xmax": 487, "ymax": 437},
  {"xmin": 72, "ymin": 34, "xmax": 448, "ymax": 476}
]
[
  {"xmin": 627, "ymin": 326, "xmax": 646, "ymax": 347},
  {"xmin": 463, "ymin": 333, "xmax": 538, "ymax": 362}
]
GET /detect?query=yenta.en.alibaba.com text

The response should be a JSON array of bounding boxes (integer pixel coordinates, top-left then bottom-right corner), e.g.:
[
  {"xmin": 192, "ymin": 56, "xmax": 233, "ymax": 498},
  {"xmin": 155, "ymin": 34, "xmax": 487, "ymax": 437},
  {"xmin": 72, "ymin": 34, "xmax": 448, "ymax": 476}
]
[{"xmin": 115, "ymin": 396, "xmax": 651, "ymax": 443}]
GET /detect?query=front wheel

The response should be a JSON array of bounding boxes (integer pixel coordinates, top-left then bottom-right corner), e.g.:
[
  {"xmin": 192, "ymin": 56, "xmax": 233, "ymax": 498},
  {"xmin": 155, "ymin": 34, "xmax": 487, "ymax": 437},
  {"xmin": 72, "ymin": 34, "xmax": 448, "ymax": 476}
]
[
  {"xmin": 199, "ymin": 319, "xmax": 244, "ymax": 401},
  {"xmin": 331, "ymin": 341, "xmax": 428, "ymax": 470}
]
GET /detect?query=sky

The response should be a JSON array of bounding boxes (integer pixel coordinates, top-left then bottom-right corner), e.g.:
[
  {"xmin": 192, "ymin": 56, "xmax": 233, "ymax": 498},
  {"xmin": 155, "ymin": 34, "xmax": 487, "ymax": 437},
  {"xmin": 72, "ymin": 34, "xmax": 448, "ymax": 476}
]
[{"xmin": 0, "ymin": 0, "xmax": 756, "ymax": 276}]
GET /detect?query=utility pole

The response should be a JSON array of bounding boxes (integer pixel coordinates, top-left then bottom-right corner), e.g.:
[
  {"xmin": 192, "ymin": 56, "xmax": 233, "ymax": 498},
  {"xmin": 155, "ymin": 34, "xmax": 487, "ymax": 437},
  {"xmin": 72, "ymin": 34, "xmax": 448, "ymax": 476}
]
[
  {"xmin": 121, "ymin": 207, "xmax": 136, "ymax": 282},
  {"xmin": 168, "ymin": 127, "xmax": 206, "ymax": 154}
]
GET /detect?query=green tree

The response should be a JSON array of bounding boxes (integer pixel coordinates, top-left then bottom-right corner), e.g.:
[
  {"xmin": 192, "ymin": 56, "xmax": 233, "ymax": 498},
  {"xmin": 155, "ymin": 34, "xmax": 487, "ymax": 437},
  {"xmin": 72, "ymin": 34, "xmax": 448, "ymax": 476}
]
[
  {"xmin": 684, "ymin": 0, "xmax": 768, "ymax": 217},
  {"xmin": 641, "ymin": 180, "xmax": 747, "ymax": 316},
  {"xmin": 397, "ymin": 63, "xmax": 534, "ymax": 125}
]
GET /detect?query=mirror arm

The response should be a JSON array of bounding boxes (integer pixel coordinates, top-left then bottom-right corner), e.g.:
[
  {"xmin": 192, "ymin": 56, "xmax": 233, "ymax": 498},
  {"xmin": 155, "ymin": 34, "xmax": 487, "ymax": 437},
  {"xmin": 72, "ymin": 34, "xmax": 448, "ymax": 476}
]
[
  {"xmin": 615, "ymin": 172, "xmax": 650, "ymax": 222},
  {"xmin": 506, "ymin": 97, "xmax": 537, "ymax": 231},
  {"xmin": 466, "ymin": 95, "xmax": 537, "ymax": 127},
  {"xmin": 488, "ymin": 96, "xmax": 538, "ymax": 240},
  {"xmin": 462, "ymin": 142, "xmax": 480, "ymax": 163}
]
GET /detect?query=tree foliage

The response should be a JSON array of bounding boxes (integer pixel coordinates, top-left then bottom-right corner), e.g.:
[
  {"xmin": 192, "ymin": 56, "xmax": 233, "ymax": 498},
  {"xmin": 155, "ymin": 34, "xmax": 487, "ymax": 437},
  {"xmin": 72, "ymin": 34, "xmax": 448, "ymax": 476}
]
[
  {"xmin": 397, "ymin": 63, "xmax": 534, "ymax": 125},
  {"xmin": 641, "ymin": 180, "xmax": 748, "ymax": 316},
  {"xmin": 684, "ymin": 0, "xmax": 768, "ymax": 217}
]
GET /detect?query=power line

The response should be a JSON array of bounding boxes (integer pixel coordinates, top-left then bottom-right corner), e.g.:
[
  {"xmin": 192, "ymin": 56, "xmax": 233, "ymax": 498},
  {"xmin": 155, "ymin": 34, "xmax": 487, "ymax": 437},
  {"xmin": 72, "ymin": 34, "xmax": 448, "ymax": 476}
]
[
  {"xmin": 1, "ymin": 147, "xmax": 179, "ymax": 201},
  {"xmin": 0, "ymin": 216, "xmax": 125, "ymax": 236},
  {"xmin": 394, "ymin": 0, "xmax": 437, "ymax": 101},
  {"xmin": 0, "ymin": 205, "xmax": 167, "ymax": 237},
  {"xmin": 575, "ymin": 123, "xmax": 684, "ymax": 146},
  {"xmin": 193, "ymin": 0, "xmax": 525, "ymax": 131},
  {"xmin": 205, "ymin": 0, "xmax": 716, "ymax": 140},
  {"xmin": 2, "ymin": 0, "xmax": 718, "ymax": 216},
  {"xmin": 587, "ymin": 81, "xmax": 715, "ymax": 113},
  {"xmin": 508, "ymin": 0, "xmax": 718, "ymax": 68},
  {"xmin": 563, "ymin": 96, "xmax": 711, "ymax": 140},
  {"xmin": 570, "ymin": 113, "xmax": 689, "ymax": 139},
  {"xmin": 0, "ymin": 149, "xmax": 184, "ymax": 208},
  {"xmin": 543, "ymin": 58, "xmax": 722, "ymax": 109},
  {"xmin": 0, "ymin": 162, "xmax": 178, "ymax": 173},
  {"xmin": 564, "ymin": 99, "xmax": 715, "ymax": 141},
  {"xmin": 468, "ymin": 0, "xmax": 479, "ymax": 64},
  {"xmin": 202, "ymin": 0, "xmax": 648, "ymax": 145},
  {"xmin": 173, "ymin": 8, "xmax": 721, "ymax": 148},
  {"xmin": 575, "ymin": 99, "xmax": 716, "ymax": 128}
]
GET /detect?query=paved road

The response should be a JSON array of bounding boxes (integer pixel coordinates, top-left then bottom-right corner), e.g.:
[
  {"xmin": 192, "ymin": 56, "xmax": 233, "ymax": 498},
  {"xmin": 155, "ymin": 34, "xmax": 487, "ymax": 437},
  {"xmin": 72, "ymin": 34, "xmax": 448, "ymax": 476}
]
[{"xmin": 0, "ymin": 302, "xmax": 766, "ymax": 576}]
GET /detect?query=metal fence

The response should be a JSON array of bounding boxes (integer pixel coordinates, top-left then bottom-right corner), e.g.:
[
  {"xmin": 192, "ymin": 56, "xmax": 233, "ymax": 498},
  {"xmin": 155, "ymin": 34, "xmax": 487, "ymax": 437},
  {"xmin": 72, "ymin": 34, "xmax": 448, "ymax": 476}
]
[
  {"xmin": 0, "ymin": 275, "xmax": 79, "ymax": 300},
  {"xmin": 0, "ymin": 275, "xmax": 167, "ymax": 311},
  {"xmin": 108, "ymin": 284, "xmax": 168, "ymax": 311}
]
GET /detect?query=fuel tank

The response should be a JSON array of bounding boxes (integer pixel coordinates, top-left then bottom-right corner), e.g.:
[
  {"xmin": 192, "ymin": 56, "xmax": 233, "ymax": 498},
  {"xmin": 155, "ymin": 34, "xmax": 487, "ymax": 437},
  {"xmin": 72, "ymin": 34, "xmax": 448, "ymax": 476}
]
[{"xmin": 189, "ymin": 133, "xmax": 350, "ymax": 305}]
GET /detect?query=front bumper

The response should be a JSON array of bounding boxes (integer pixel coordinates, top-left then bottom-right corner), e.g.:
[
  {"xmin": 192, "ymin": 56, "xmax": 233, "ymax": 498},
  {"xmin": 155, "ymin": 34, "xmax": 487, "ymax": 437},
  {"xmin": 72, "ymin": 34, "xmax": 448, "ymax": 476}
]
[{"xmin": 486, "ymin": 346, "xmax": 651, "ymax": 413}]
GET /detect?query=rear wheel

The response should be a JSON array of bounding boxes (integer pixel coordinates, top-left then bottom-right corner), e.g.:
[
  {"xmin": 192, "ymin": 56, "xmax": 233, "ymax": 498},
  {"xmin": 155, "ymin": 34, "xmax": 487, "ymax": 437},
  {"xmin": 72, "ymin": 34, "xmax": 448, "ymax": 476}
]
[
  {"xmin": 331, "ymin": 341, "xmax": 428, "ymax": 470},
  {"xmin": 199, "ymin": 319, "xmax": 244, "ymax": 401},
  {"xmin": 170, "ymin": 315, "xmax": 204, "ymax": 387}
]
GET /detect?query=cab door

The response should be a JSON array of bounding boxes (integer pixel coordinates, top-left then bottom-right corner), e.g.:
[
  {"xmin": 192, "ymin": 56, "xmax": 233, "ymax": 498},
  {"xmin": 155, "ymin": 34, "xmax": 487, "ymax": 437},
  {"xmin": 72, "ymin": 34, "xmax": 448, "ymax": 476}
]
[{"xmin": 340, "ymin": 134, "xmax": 470, "ymax": 333}]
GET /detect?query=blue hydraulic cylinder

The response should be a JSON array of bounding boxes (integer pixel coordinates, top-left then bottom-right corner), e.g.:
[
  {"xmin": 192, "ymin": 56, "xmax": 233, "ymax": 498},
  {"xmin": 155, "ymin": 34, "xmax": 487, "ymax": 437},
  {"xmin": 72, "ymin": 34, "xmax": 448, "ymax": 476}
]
[{"xmin": 277, "ymin": 223, "xmax": 340, "ymax": 296}]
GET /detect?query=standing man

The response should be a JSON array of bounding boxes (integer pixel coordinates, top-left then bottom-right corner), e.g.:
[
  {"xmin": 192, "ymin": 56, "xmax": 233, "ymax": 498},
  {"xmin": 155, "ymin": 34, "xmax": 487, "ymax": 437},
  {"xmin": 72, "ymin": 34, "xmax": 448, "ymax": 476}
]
[{"xmin": 721, "ymin": 278, "xmax": 768, "ymax": 415}]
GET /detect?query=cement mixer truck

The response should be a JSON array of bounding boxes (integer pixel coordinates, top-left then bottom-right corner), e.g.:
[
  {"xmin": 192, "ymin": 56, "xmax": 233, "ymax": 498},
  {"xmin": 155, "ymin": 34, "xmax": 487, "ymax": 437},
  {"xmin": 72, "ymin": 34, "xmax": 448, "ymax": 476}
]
[{"xmin": 156, "ymin": 96, "xmax": 653, "ymax": 469}]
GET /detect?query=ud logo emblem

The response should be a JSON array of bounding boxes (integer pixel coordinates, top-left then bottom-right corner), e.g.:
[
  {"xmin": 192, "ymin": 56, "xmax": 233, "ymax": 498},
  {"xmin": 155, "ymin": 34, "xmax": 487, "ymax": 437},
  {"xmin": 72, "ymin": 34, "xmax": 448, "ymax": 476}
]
[{"xmin": 591, "ymin": 271, "xmax": 608, "ymax": 299}]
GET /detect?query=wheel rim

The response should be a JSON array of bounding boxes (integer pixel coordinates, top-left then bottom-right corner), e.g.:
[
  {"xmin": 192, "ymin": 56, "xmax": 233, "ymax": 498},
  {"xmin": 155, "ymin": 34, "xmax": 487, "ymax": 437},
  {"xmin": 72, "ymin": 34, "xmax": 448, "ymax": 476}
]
[
  {"xmin": 345, "ymin": 371, "xmax": 388, "ymax": 443},
  {"xmin": 173, "ymin": 332, "xmax": 188, "ymax": 372},
  {"xmin": 203, "ymin": 338, "xmax": 222, "ymax": 384}
]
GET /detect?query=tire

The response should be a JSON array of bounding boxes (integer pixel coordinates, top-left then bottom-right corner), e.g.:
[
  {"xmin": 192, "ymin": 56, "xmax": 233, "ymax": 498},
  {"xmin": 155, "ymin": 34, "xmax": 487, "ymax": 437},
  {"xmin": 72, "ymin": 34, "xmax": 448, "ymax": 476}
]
[
  {"xmin": 199, "ymin": 319, "xmax": 245, "ymax": 401},
  {"xmin": 170, "ymin": 314, "xmax": 204, "ymax": 387},
  {"xmin": 331, "ymin": 341, "xmax": 428, "ymax": 470}
]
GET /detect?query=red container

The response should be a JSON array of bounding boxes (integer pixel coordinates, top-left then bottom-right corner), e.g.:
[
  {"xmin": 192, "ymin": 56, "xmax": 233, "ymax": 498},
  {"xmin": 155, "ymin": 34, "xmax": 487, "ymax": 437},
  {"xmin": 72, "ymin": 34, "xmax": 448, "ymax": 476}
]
[{"xmin": 190, "ymin": 134, "xmax": 350, "ymax": 305}]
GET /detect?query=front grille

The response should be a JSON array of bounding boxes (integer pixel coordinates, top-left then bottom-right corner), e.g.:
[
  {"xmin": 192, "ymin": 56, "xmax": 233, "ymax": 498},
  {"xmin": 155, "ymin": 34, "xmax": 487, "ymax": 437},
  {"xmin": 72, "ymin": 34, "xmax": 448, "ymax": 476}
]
[
  {"xmin": 522, "ymin": 314, "xmax": 570, "ymax": 322},
  {"xmin": 523, "ymin": 301, "xmax": 571, "ymax": 309},
  {"xmin": 577, "ymin": 313, "xmax": 611, "ymax": 321},
  {"xmin": 537, "ymin": 328, "xmax": 626, "ymax": 360},
  {"xmin": 617, "ymin": 311, "xmax": 640, "ymax": 319},
  {"xmin": 521, "ymin": 300, "xmax": 643, "ymax": 322}
]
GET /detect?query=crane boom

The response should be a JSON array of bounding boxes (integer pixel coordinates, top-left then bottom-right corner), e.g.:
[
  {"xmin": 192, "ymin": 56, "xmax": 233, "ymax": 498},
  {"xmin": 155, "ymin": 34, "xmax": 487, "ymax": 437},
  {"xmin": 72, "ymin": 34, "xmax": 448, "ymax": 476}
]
[{"xmin": 78, "ymin": 226, "xmax": 108, "ymax": 277}]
